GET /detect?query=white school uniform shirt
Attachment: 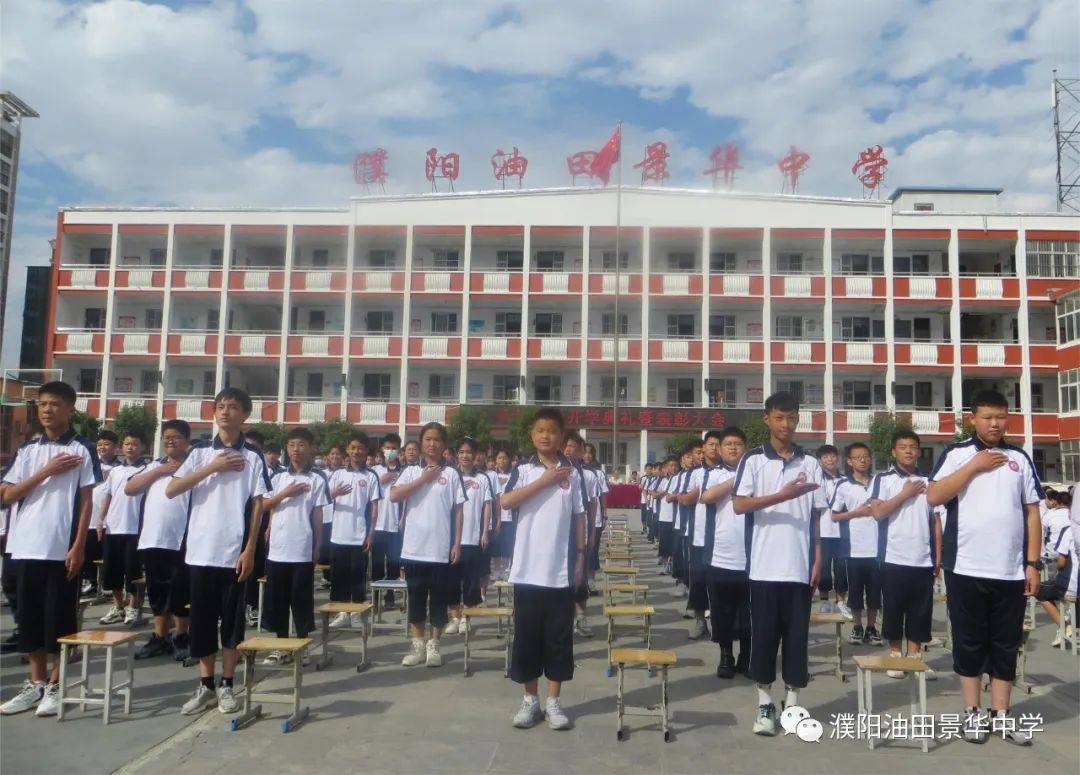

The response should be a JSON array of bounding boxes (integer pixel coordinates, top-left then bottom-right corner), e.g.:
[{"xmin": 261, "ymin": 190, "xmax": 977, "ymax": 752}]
[
  {"xmin": 832, "ymin": 477, "xmax": 877, "ymax": 559},
  {"xmin": 706, "ymin": 465, "xmax": 746, "ymax": 571},
  {"xmin": 318, "ymin": 466, "xmax": 344, "ymax": 523},
  {"xmin": 818, "ymin": 471, "xmax": 843, "ymax": 539},
  {"xmin": 658, "ymin": 476, "xmax": 677, "ymax": 524},
  {"xmin": 137, "ymin": 457, "xmax": 191, "ymax": 552},
  {"xmin": 506, "ymin": 454, "xmax": 587, "ymax": 588},
  {"xmin": 652, "ymin": 476, "xmax": 666, "ymax": 515},
  {"xmin": 871, "ymin": 467, "xmax": 933, "ymax": 567},
  {"xmin": 734, "ymin": 444, "xmax": 828, "ymax": 583},
  {"xmin": 1042, "ymin": 507, "xmax": 1071, "ymax": 560},
  {"xmin": 267, "ymin": 466, "xmax": 331, "ymax": 563},
  {"xmin": 3, "ymin": 430, "xmax": 101, "ymax": 562},
  {"xmin": 1057, "ymin": 527, "xmax": 1078, "ymax": 598},
  {"xmin": 103, "ymin": 459, "xmax": 147, "ymax": 535},
  {"xmin": 175, "ymin": 434, "xmax": 271, "ymax": 569},
  {"xmin": 329, "ymin": 466, "xmax": 382, "ymax": 546},
  {"xmin": 459, "ymin": 470, "xmax": 493, "ymax": 546},
  {"xmin": 91, "ymin": 459, "xmax": 118, "ymax": 530},
  {"xmin": 577, "ymin": 464, "xmax": 601, "ymax": 528},
  {"xmin": 930, "ymin": 438, "xmax": 1042, "ymax": 581},
  {"xmin": 370, "ymin": 463, "xmax": 403, "ymax": 532},
  {"xmin": 494, "ymin": 470, "xmax": 514, "ymax": 522},
  {"xmin": 686, "ymin": 466, "xmax": 712, "ymax": 548},
  {"xmin": 396, "ymin": 464, "xmax": 467, "ymax": 564}
]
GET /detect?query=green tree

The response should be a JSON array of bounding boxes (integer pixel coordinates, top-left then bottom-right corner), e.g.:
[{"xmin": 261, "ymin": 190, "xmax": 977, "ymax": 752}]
[
  {"xmin": 246, "ymin": 422, "xmax": 288, "ymax": 448},
  {"xmin": 868, "ymin": 412, "xmax": 913, "ymax": 469},
  {"xmin": 954, "ymin": 418, "xmax": 973, "ymax": 442},
  {"xmin": 447, "ymin": 405, "xmax": 493, "ymax": 450},
  {"xmin": 664, "ymin": 431, "xmax": 701, "ymax": 459},
  {"xmin": 71, "ymin": 410, "xmax": 102, "ymax": 440},
  {"xmin": 111, "ymin": 405, "xmax": 158, "ymax": 447},
  {"xmin": 309, "ymin": 419, "xmax": 357, "ymax": 453},
  {"xmin": 740, "ymin": 414, "xmax": 770, "ymax": 449},
  {"xmin": 507, "ymin": 407, "xmax": 540, "ymax": 455}
]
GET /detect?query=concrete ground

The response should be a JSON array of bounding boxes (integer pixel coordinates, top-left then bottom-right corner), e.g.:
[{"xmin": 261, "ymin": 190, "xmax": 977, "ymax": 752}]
[{"xmin": 2, "ymin": 508, "xmax": 1077, "ymax": 775}]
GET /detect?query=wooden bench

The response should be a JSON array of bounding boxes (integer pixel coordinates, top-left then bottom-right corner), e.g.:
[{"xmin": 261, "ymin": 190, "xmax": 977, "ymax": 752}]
[
  {"xmin": 603, "ymin": 565, "xmax": 639, "ymax": 585},
  {"xmin": 611, "ymin": 648, "xmax": 677, "ymax": 742},
  {"xmin": 853, "ymin": 655, "xmax": 930, "ymax": 753},
  {"xmin": 461, "ymin": 606, "xmax": 514, "ymax": 676},
  {"xmin": 314, "ymin": 602, "xmax": 372, "ymax": 672},
  {"xmin": 809, "ymin": 612, "xmax": 849, "ymax": 682},
  {"xmin": 233, "ymin": 636, "xmax": 313, "ymax": 733},
  {"xmin": 604, "ymin": 604, "xmax": 655, "ymax": 674},
  {"xmin": 605, "ymin": 551, "xmax": 636, "ymax": 566},
  {"xmin": 604, "ymin": 583, "xmax": 649, "ymax": 606},
  {"xmin": 492, "ymin": 580, "xmax": 514, "ymax": 609},
  {"xmin": 931, "ymin": 593, "xmax": 950, "ymax": 650},
  {"xmin": 370, "ymin": 579, "xmax": 409, "ymax": 636},
  {"xmin": 57, "ymin": 630, "xmax": 138, "ymax": 725}
]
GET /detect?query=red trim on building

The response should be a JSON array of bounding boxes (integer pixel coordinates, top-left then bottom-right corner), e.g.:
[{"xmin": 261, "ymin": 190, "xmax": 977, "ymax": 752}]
[
  {"xmin": 893, "ymin": 229, "xmax": 949, "ymax": 239},
  {"xmin": 710, "ymin": 228, "xmax": 763, "ymax": 239},
  {"xmin": 833, "ymin": 228, "xmax": 885, "ymax": 239},
  {"xmin": 1025, "ymin": 230, "xmax": 1079, "ymax": 241},
  {"xmin": 293, "ymin": 225, "xmax": 347, "ymax": 235},
  {"xmin": 62, "ymin": 223, "xmax": 112, "ymax": 234},
  {"xmin": 473, "ymin": 225, "xmax": 523, "ymax": 236},
  {"xmin": 414, "ymin": 225, "xmax": 465, "ymax": 236},
  {"xmin": 117, "ymin": 224, "xmax": 168, "ymax": 234},
  {"xmin": 772, "ymin": 228, "xmax": 824, "ymax": 239},
  {"xmin": 174, "ymin": 225, "xmax": 225, "ymax": 235},
  {"xmin": 958, "ymin": 229, "xmax": 1016, "ymax": 240},
  {"xmin": 531, "ymin": 226, "xmax": 582, "ymax": 237}
]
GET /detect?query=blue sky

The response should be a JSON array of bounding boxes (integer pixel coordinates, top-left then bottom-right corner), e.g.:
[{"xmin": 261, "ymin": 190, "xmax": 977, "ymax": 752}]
[{"xmin": 2, "ymin": 0, "xmax": 1078, "ymax": 366}]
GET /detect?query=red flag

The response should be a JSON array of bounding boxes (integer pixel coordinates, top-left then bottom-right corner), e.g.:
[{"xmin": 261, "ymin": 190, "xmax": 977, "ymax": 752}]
[{"xmin": 589, "ymin": 125, "xmax": 621, "ymax": 185}]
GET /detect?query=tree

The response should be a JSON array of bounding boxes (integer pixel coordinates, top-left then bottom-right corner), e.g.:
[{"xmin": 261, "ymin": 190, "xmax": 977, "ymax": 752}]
[
  {"xmin": 868, "ymin": 412, "xmax": 913, "ymax": 469},
  {"xmin": 740, "ymin": 414, "xmax": 770, "ymax": 449},
  {"xmin": 664, "ymin": 431, "xmax": 701, "ymax": 459},
  {"xmin": 111, "ymin": 405, "xmax": 158, "ymax": 447},
  {"xmin": 246, "ymin": 422, "xmax": 288, "ymax": 448},
  {"xmin": 309, "ymin": 419, "xmax": 357, "ymax": 453},
  {"xmin": 447, "ymin": 405, "xmax": 492, "ymax": 451},
  {"xmin": 71, "ymin": 410, "xmax": 101, "ymax": 441},
  {"xmin": 954, "ymin": 419, "xmax": 973, "ymax": 442},
  {"xmin": 507, "ymin": 407, "xmax": 540, "ymax": 456}
]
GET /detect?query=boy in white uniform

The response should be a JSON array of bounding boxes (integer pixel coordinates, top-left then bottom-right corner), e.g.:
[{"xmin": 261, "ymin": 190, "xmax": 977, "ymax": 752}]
[
  {"xmin": 445, "ymin": 438, "xmax": 492, "ymax": 634},
  {"xmin": 97, "ymin": 433, "xmax": 148, "ymax": 626},
  {"xmin": 564, "ymin": 431, "xmax": 598, "ymax": 638},
  {"xmin": 82, "ymin": 430, "xmax": 119, "ymax": 597},
  {"xmin": 491, "ymin": 447, "xmax": 516, "ymax": 579},
  {"xmin": 814, "ymin": 445, "xmax": 850, "ymax": 617},
  {"xmin": 830, "ymin": 442, "xmax": 882, "ymax": 645},
  {"xmin": 370, "ymin": 433, "xmax": 405, "ymax": 601}
]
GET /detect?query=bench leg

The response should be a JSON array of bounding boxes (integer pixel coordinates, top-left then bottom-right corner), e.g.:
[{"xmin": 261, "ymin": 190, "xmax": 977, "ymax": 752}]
[
  {"xmin": 463, "ymin": 617, "xmax": 470, "ymax": 676},
  {"xmin": 644, "ymin": 615, "xmax": 651, "ymax": 650},
  {"xmin": 661, "ymin": 665, "xmax": 670, "ymax": 742},
  {"xmin": 102, "ymin": 645, "xmax": 113, "ymax": 726},
  {"xmin": 918, "ymin": 673, "xmax": 928, "ymax": 754},
  {"xmin": 230, "ymin": 653, "xmax": 262, "ymax": 731},
  {"xmin": 257, "ymin": 582, "xmax": 265, "ymax": 633},
  {"xmin": 124, "ymin": 639, "xmax": 134, "ymax": 714},
  {"xmin": 615, "ymin": 663, "xmax": 625, "ymax": 740},
  {"xmin": 856, "ymin": 668, "xmax": 867, "ymax": 751},
  {"xmin": 57, "ymin": 643, "xmax": 69, "ymax": 722},
  {"xmin": 317, "ymin": 611, "xmax": 332, "ymax": 670},
  {"xmin": 282, "ymin": 654, "xmax": 308, "ymax": 733},
  {"xmin": 360, "ymin": 612, "xmax": 370, "ymax": 671},
  {"xmin": 80, "ymin": 644, "xmax": 89, "ymax": 711},
  {"xmin": 865, "ymin": 668, "xmax": 874, "ymax": 751},
  {"xmin": 834, "ymin": 623, "xmax": 846, "ymax": 681}
]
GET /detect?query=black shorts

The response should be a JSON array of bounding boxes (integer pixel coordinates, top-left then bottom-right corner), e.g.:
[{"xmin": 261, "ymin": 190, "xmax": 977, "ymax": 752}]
[
  {"xmin": 188, "ymin": 565, "xmax": 247, "ymax": 659},
  {"xmin": 494, "ymin": 522, "xmax": 516, "ymax": 559},
  {"xmin": 370, "ymin": 530, "xmax": 401, "ymax": 582},
  {"xmin": 747, "ymin": 580, "xmax": 812, "ymax": 688},
  {"xmin": 457, "ymin": 545, "xmax": 484, "ymax": 607},
  {"xmin": 510, "ymin": 584, "xmax": 575, "ymax": 683},
  {"xmin": 404, "ymin": 561, "xmax": 452, "ymax": 629},
  {"xmin": 708, "ymin": 565, "xmax": 749, "ymax": 648},
  {"xmin": 588, "ymin": 527, "xmax": 602, "ymax": 572},
  {"xmin": 264, "ymin": 560, "xmax": 315, "ymax": 638},
  {"xmin": 139, "ymin": 547, "xmax": 189, "ymax": 618},
  {"xmin": 82, "ymin": 530, "xmax": 102, "ymax": 583},
  {"xmin": 16, "ymin": 560, "xmax": 78, "ymax": 654},
  {"xmin": 687, "ymin": 546, "xmax": 710, "ymax": 612},
  {"xmin": 317, "ymin": 522, "xmax": 333, "ymax": 566},
  {"xmin": 102, "ymin": 533, "xmax": 142, "ymax": 594},
  {"xmin": 880, "ymin": 562, "xmax": 933, "ymax": 644},
  {"xmin": 945, "ymin": 570, "xmax": 1026, "ymax": 680},
  {"xmin": 330, "ymin": 543, "xmax": 368, "ymax": 604},
  {"xmin": 845, "ymin": 557, "xmax": 881, "ymax": 612},
  {"xmin": 1035, "ymin": 581, "xmax": 1067, "ymax": 602},
  {"xmin": 818, "ymin": 537, "xmax": 848, "ymax": 595},
  {"xmin": 658, "ymin": 522, "xmax": 675, "ymax": 557}
]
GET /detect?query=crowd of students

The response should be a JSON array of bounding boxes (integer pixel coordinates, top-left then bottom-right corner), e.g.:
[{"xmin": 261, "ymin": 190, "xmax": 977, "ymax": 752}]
[{"xmin": 0, "ymin": 380, "xmax": 1076, "ymax": 745}]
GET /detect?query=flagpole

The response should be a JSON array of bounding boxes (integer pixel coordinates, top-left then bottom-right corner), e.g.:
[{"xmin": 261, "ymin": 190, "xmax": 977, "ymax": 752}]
[{"xmin": 612, "ymin": 121, "xmax": 623, "ymax": 476}]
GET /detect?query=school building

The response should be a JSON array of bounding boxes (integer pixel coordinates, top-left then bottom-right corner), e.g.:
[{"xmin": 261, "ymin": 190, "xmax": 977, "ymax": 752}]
[{"xmin": 43, "ymin": 185, "xmax": 1080, "ymax": 480}]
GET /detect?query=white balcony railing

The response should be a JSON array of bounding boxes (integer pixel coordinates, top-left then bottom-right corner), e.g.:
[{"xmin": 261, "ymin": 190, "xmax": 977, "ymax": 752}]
[
  {"xmin": 356, "ymin": 402, "xmax": 388, "ymax": 424},
  {"xmin": 783, "ymin": 276, "xmax": 812, "ymax": 295},
  {"xmin": 300, "ymin": 336, "xmax": 330, "ymax": 356},
  {"xmin": 722, "ymin": 274, "xmax": 750, "ymax": 295},
  {"xmin": 244, "ymin": 271, "xmax": 270, "ymax": 290},
  {"xmin": 662, "ymin": 274, "xmax": 689, "ymax": 295},
  {"xmin": 910, "ymin": 411, "xmax": 940, "ymax": 435},
  {"xmin": 661, "ymin": 340, "xmax": 690, "ymax": 361},
  {"xmin": 481, "ymin": 338, "xmax": 508, "ymax": 358},
  {"xmin": 845, "ymin": 342, "xmax": 874, "ymax": 364},
  {"xmin": 909, "ymin": 344, "xmax": 939, "ymax": 365},
  {"xmin": 421, "ymin": 337, "xmax": 449, "ymax": 357},
  {"xmin": 601, "ymin": 274, "xmax": 630, "ymax": 294},
  {"xmin": 974, "ymin": 277, "xmax": 1003, "ymax": 299},
  {"xmin": 976, "ymin": 344, "xmax": 1006, "ymax": 367},
  {"xmin": 846, "ymin": 410, "xmax": 872, "ymax": 433},
  {"xmin": 240, "ymin": 335, "xmax": 266, "ymax": 356},
  {"xmin": 600, "ymin": 339, "xmax": 629, "ymax": 360},
  {"xmin": 845, "ymin": 276, "xmax": 874, "ymax": 297},
  {"xmin": 722, "ymin": 340, "xmax": 751, "ymax": 362},
  {"xmin": 784, "ymin": 341, "xmax": 813, "ymax": 363},
  {"xmin": 542, "ymin": 273, "xmax": 569, "ymax": 293},
  {"xmin": 483, "ymin": 273, "xmax": 510, "ymax": 292},
  {"xmin": 358, "ymin": 336, "xmax": 390, "ymax": 357},
  {"xmin": 419, "ymin": 404, "xmax": 447, "ymax": 423},
  {"xmin": 540, "ymin": 338, "xmax": 569, "ymax": 359},
  {"xmin": 424, "ymin": 272, "xmax": 452, "ymax": 292},
  {"xmin": 907, "ymin": 277, "xmax": 937, "ymax": 298},
  {"xmin": 183, "ymin": 270, "xmax": 210, "ymax": 289}
]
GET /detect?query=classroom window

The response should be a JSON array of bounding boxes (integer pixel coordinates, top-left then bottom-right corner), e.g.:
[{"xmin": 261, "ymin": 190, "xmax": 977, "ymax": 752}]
[
  {"xmin": 149, "ymin": 248, "xmax": 166, "ymax": 266},
  {"xmin": 776, "ymin": 379, "xmax": 805, "ymax": 403},
  {"xmin": 601, "ymin": 376, "xmax": 629, "ymax": 401},
  {"xmin": 533, "ymin": 376, "xmax": 561, "ymax": 403},
  {"xmin": 775, "ymin": 315, "xmax": 803, "ymax": 339},
  {"xmin": 84, "ymin": 308, "xmax": 106, "ymax": 329},
  {"xmin": 666, "ymin": 378, "xmax": 695, "ymax": 406},
  {"xmin": 710, "ymin": 252, "xmax": 737, "ymax": 273},
  {"xmin": 311, "ymin": 248, "xmax": 330, "ymax": 267},
  {"xmin": 601, "ymin": 312, "xmax": 629, "ymax": 335},
  {"xmin": 492, "ymin": 375, "xmax": 519, "ymax": 402},
  {"xmin": 1060, "ymin": 368, "xmax": 1079, "ymax": 414},
  {"xmin": 428, "ymin": 374, "xmax": 456, "ymax": 400},
  {"xmin": 368, "ymin": 249, "xmax": 395, "ymax": 268},
  {"xmin": 145, "ymin": 309, "xmax": 163, "ymax": 330},
  {"xmin": 362, "ymin": 373, "xmax": 391, "ymax": 400},
  {"xmin": 78, "ymin": 369, "xmax": 101, "ymax": 393},
  {"xmin": 535, "ymin": 250, "xmax": 564, "ymax": 271},
  {"xmin": 496, "ymin": 250, "xmax": 523, "ymax": 270},
  {"xmin": 775, "ymin": 252, "xmax": 803, "ymax": 273},
  {"xmin": 431, "ymin": 248, "xmax": 460, "ymax": 269},
  {"xmin": 533, "ymin": 312, "xmax": 563, "ymax": 335},
  {"xmin": 89, "ymin": 247, "xmax": 110, "ymax": 266},
  {"xmin": 365, "ymin": 311, "xmax": 393, "ymax": 333},
  {"xmin": 666, "ymin": 314, "xmax": 695, "ymax": 337},
  {"xmin": 1027, "ymin": 240, "xmax": 1078, "ymax": 278},
  {"xmin": 601, "ymin": 251, "xmax": 629, "ymax": 270},
  {"xmin": 706, "ymin": 378, "xmax": 737, "ymax": 407},
  {"xmin": 667, "ymin": 252, "xmax": 695, "ymax": 271},
  {"xmin": 710, "ymin": 314, "xmax": 737, "ymax": 338},
  {"xmin": 494, "ymin": 311, "xmax": 521, "ymax": 334},
  {"xmin": 842, "ymin": 381, "xmax": 873, "ymax": 407},
  {"xmin": 430, "ymin": 312, "xmax": 458, "ymax": 333}
]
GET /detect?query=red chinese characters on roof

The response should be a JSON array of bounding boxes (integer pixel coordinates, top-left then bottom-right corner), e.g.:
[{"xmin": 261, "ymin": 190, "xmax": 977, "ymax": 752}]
[
  {"xmin": 425, "ymin": 147, "xmax": 460, "ymax": 192},
  {"xmin": 353, "ymin": 148, "xmax": 388, "ymax": 192},
  {"xmin": 566, "ymin": 151, "xmax": 597, "ymax": 184},
  {"xmin": 778, "ymin": 146, "xmax": 810, "ymax": 193},
  {"xmin": 852, "ymin": 145, "xmax": 888, "ymax": 196},
  {"xmin": 634, "ymin": 141, "xmax": 670, "ymax": 185},
  {"xmin": 704, "ymin": 144, "xmax": 741, "ymax": 189},
  {"xmin": 491, "ymin": 147, "xmax": 528, "ymax": 188}
]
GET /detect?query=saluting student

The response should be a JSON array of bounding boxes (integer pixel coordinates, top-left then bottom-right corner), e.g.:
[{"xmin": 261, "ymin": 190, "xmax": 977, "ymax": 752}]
[
  {"xmin": 732, "ymin": 392, "xmax": 828, "ymax": 737},
  {"xmin": 390, "ymin": 422, "xmax": 466, "ymax": 668},
  {"xmin": 491, "ymin": 447, "xmax": 516, "ymax": 580},
  {"xmin": 97, "ymin": 433, "xmax": 148, "ymax": 627},
  {"xmin": 563, "ymin": 431, "xmax": 598, "ymax": 638},
  {"xmin": 657, "ymin": 457, "xmax": 679, "ymax": 572},
  {"xmin": 814, "ymin": 445, "xmax": 850, "ymax": 618},
  {"xmin": 83, "ymin": 430, "xmax": 119, "ymax": 597},
  {"xmin": 927, "ymin": 390, "xmax": 1042, "ymax": 746},
  {"xmin": 445, "ymin": 438, "xmax": 492, "ymax": 634},
  {"xmin": 681, "ymin": 435, "xmax": 723, "ymax": 642},
  {"xmin": 830, "ymin": 442, "xmax": 882, "ymax": 646},
  {"xmin": 370, "ymin": 433, "xmax": 405, "ymax": 603},
  {"xmin": 0, "ymin": 381, "xmax": 100, "ymax": 718},
  {"xmin": 327, "ymin": 432, "xmax": 382, "ymax": 628},
  {"xmin": 500, "ymin": 409, "xmax": 587, "ymax": 732},
  {"xmin": 124, "ymin": 420, "xmax": 194, "ymax": 661},
  {"xmin": 869, "ymin": 430, "xmax": 942, "ymax": 679}
]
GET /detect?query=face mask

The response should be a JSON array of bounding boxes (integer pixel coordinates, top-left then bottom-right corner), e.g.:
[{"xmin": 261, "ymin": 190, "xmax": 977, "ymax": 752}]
[{"xmin": 384, "ymin": 448, "xmax": 398, "ymax": 462}]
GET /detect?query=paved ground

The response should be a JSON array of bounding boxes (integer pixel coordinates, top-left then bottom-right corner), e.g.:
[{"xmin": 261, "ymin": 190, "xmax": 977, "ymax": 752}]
[{"xmin": 2, "ymin": 508, "xmax": 1077, "ymax": 774}]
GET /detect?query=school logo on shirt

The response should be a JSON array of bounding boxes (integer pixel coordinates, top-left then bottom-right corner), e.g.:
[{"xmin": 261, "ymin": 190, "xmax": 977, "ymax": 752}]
[
  {"xmin": 465, "ymin": 479, "xmax": 479, "ymax": 489},
  {"xmin": 1008, "ymin": 460, "xmax": 1020, "ymax": 472},
  {"xmin": 559, "ymin": 479, "xmax": 571, "ymax": 490},
  {"xmin": 438, "ymin": 476, "xmax": 448, "ymax": 485},
  {"xmin": 795, "ymin": 471, "xmax": 808, "ymax": 484}
]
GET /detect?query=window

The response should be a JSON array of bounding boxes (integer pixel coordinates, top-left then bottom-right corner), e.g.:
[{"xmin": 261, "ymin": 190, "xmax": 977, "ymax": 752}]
[
  {"xmin": 895, "ymin": 318, "xmax": 931, "ymax": 341},
  {"xmin": 207, "ymin": 308, "xmax": 220, "ymax": 331},
  {"xmin": 493, "ymin": 375, "xmax": 519, "ymax": 403},
  {"xmin": 598, "ymin": 441, "xmax": 628, "ymax": 468},
  {"xmin": 666, "ymin": 314, "xmax": 695, "ymax": 337},
  {"xmin": 839, "ymin": 316, "xmax": 885, "ymax": 341},
  {"xmin": 601, "ymin": 376, "xmax": 629, "ymax": 402},
  {"xmin": 775, "ymin": 252, "xmax": 803, "ymax": 273},
  {"xmin": 365, "ymin": 310, "xmax": 393, "ymax": 332},
  {"xmin": 305, "ymin": 372, "xmax": 324, "ymax": 397},
  {"xmin": 89, "ymin": 247, "xmax": 110, "ymax": 266},
  {"xmin": 149, "ymin": 248, "xmax": 166, "ymax": 266},
  {"xmin": 894, "ymin": 254, "xmax": 930, "ymax": 274},
  {"xmin": 894, "ymin": 384, "xmax": 914, "ymax": 406},
  {"xmin": 494, "ymin": 311, "xmax": 521, "ymax": 334},
  {"xmin": 775, "ymin": 315, "xmax": 803, "ymax": 339},
  {"xmin": 913, "ymin": 202, "xmax": 934, "ymax": 212},
  {"xmin": 202, "ymin": 370, "xmax": 216, "ymax": 396},
  {"xmin": 709, "ymin": 314, "xmax": 736, "ymax": 338},
  {"xmin": 431, "ymin": 248, "xmax": 460, "ymax": 269},
  {"xmin": 533, "ymin": 376, "xmax": 561, "ymax": 403},
  {"xmin": 368, "ymin": 249, "xmax": 395, "ymax": 268},
  {"xmin": 710, "ymin": 252, "xmax": 737, "ymax": 273},
  {"xmin": 428, "ymin": 374, "xmax": 456, "ymax": 400},
  {"xmin": 776, "ymin": 379, "xmax": 805, "ymax": 403},
  {"xmin": 535, "ymin": 250, "xmax": 564, "ymax": 271},
  {"xmin": 496, "ymin": 250, "xmax": 523, "ymax": 270},
  {"xmin": 1062, "ymin": 439, "xmax": 1080, "ymax": 485},
  {"xmin": 306, "ymin": 310, "xmax": 326, "ymax": 332},
  {"xmin": 84, "ymin": 308, "xmax": 106, "ymax": 329},
  {"xmin": 601, "ymin": 251, "xmax": 629, "ymax": 270},
  {"xmin": 706, "ymin": 378, "xmax": 736, "ymax": 407},
  {"xmin": 667, "ymin": 252, "xmax": 695, "ymax": 271},
  {"xmin": 210, "ymin": 248, "xmax": 224, "ymax": 266},
  {"xmin": 601, "ymin": 312, "xmax": 629, "ymax": 335},
  {"xmin": 839, "ymin": 253, "xmax": 884, "ymax": 275},
  {"xmin": 141, "ymin": 370, "xmax": 158, "ymax": 394},
  {"xmin": 1058, "ymin": 294, "xmax": 1080, "ymax": 345},
  {"xmin": 78, "ymin": 368, "xmax": 101, "ymax": 393},
  {"xmin": 1028, "ymin": 240, "xmax": 1079, "ymax": 279},
  {"xmin": 1060, "ymin": 368, "xmax": 1079, "ymax": 414},
  {"xmin": 311, "ymin": 248, "xmax": 329, "ymax": 267},
  {"xmin": 533, "ymin": 312, "xmax": 563, "ymax": 335},
  {"xmin": 362, "ymin": 373, "xmax": 391, "ymax": 400},
  {"xmin": 145, "ymin": 309, "xmax": 163, "ymax": 330},
  {"xmin": 1031, "ymin": 382, "xmax": 1044, "ymax": 411},
  {"xmin": 0, "ymin": 159, "xmax": 9, "ymax": 187},
  {"xmin": 842, "ymin": 381, "xmax": 873, "ymax": 407},
  {"xmin": 666, "ymin": 378, "xmax": 695, "ymax": 406},
  {"xmin": 430, "ymin": 312, "xmax": 458, "ymax": 333}
]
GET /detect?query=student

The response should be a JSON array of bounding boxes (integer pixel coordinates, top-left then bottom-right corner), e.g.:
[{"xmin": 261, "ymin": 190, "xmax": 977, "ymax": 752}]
[
  {"xmin": 166, "ymin": 387, "xmax": 270, "ymax": 716},
  {"xmin": 927, "ymin": 390, "xmax": 1042, "ymax": 745},
  {"xmin": 500, "ymin": 409, "xmax": 587, "ymax": 731},
  {"xmin": 656, "ymin": 457, "xmax": 678, "ymax": 572},
  {"xmin": 97, "ymin": 433, "xmax": 148, "ymax": 626},
  {"xmin": 125, "ymin": 421, "xmax": 194, "ymax": 660},
  {"xmin": 682, "ymin": 435, "xmax": 724, "ymax": 641},
  {"xmin": 1036, "ymin": 526, "xmax": 1075, "ymax": 646},
  {"xmin": 868, "ymin": 430, "xmax": 942, "ymax": 679},
  {"xmin": 390, "ymin": 422, "xmax": 466, "ymax": 667},
  {"xmin": 1041, "ymin": 490, "xmax": 1072, "ymax": 561},
  {"xmin": 673, "ymin": 443, "xmax": 702, "ymax": 598},
  {"xmin": 325, "ymin": 444, "xmax": 345, "ymax": 472},
  {"xmin": 639, "ymin": 463, "xmax": 655, "ymax": 537},
  {"xmin": 263, "ymin": 443, "xmax": 285, "ymax": 476},
  {"xmin": 814, "ymin": 444, "xmax": 850, "ymax": 618},
  {"xmin": 327, "ymin": 432, "xmax": 382, "ymax": 628},
  {"xmin": 0, "ymin": 498, "xmax": 19, "ymax": 654},
  {"xmin": 581, "ymin": 443, "xmax": 608, "ymax": 594},
  {"xmin": 402, "ymin": 440, "xmax": 421, "ymax": 468},
  {"xmin": 314, "ymin": 444, "xmax": 346, "ymax": 590},
  {"xmin": 732, "ymin": 392, "xmax": 827, "ymax": 736},
  {"xmin": 0, "ymin": 381, "xmax": 100, "ymax": 717},
  {"xmin": 475, "ymin": 449, "xmax": 500, "ymax": 598},
  {"xmin": 242, "ymin": 432, "xmax": 269, "ymax": 625},
  {"xmin": 491, "ymin": 447, "xmax": 516, "ymax": 580},
  {"xmin": 83, "ymin": 430, "xmax": 120, "ymax": 597},
  {"xmin": 260, "ymin": 428, "xmax": 330, "ymax": 664},
  {"xmin": 830, "ymin": 442, "xmax": 882, "ymax": 646},
  {"xmin": 445, "ymin": 438, "xmax": 492, "ymax": 634},
  {"xmin": 370, "ymin": 433, "xmax": 405, "ymax": 601},
  {"xmin": 563, "ymin": 431, "xmax": 598, "ymax": 637}
]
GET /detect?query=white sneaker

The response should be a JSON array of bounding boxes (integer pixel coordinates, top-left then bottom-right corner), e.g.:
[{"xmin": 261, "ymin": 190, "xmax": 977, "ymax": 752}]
[
  {"xmin": 688, "ymin": 618, "xmax": 708, "ymax": 640},
  {"xmin": 35, "ymin": 683, "xmax": 60, "ymax": 717},
  {"xmin": 444, "ymin": 618, "xmax": 460, "ymax": 635},
  {"xmin": 262, "ymin": 650, "xmax": 289, "ymax": 665},
  {"xmin": 573, "ymin": 615, "xmax": 594, "ymax": 638},
  {"xmin": 401, "ymin": 639, "xmax": 426, "ymax": 666},
  {"xmin": 819, "ymin": 601, "xmax": 835, "ymax": 614},
  {"xmin": 349, "ymin": 612, "xmax": 366, "ymax": 629},
  {"xmin": 180, "ymin": 685, "xmax": 216, "ymax": 715},
  {"xmin": 328, "ymin": 612, "xmax": 350, "ymax": 629},
  {"xmin": 425, "ymin": 639, "xmax": 443, "ymax": 667},
  {"xmin": 753, "ymin": 703, "xmax": 777, "ymax": 736},
  {"xmin": 458, "ymin": 617, "xmax": 470, "ymax": 635},
  {"xmin": 81, "ymin": 580, "xmax": 93, "ymax": 595},
  {"xmin": 545, "ymin": 697, "xmax": 571, "ymax": 730},
  {"xmin": 1051, "ymin": 624, "xmax": 1073, "ymax": 648},
  {"xmin": 123, "ymin": 606, "xmax": 139, "ymax": 626},
  {"xmin": 886, "ymin": 651, "xmax": 905, "ymax": 679},
  {"xmin": 835, "ymin": 601, "xmax": 854, "ymax": 621},
  {"xmin": 924, "ymin": 636, "xmax": 944, "ymax": 648},
  {"xmin": 217, "ymin": 685, "xmax": 239, "ymax": 714},
  {"xmin": 99, "ymin": 606, "xmax": 124, "ymax": 624},
  {"xmin": 245, "ymin": 606, "xmax": 259, "ymax": 627},
  {"xmin": 924, "ymin": 667, "xmax": 938, "ymax": 681},
  {"xmin": 0, "ymin": 680, "xmax": 44, "ymax": 715},
  {"xmin": 512, "ymin": 695, "xmax": 542, "ymax": 728}
]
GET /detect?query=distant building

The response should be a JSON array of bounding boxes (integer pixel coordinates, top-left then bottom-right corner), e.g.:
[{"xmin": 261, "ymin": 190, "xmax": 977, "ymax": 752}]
[
  {"xmin": 19, "ymin": 264, "xmax": 52, "ymax": 372},
  {"xmin": 1, "ymin": 92, "xmax": 39, "ymax": 344}
]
